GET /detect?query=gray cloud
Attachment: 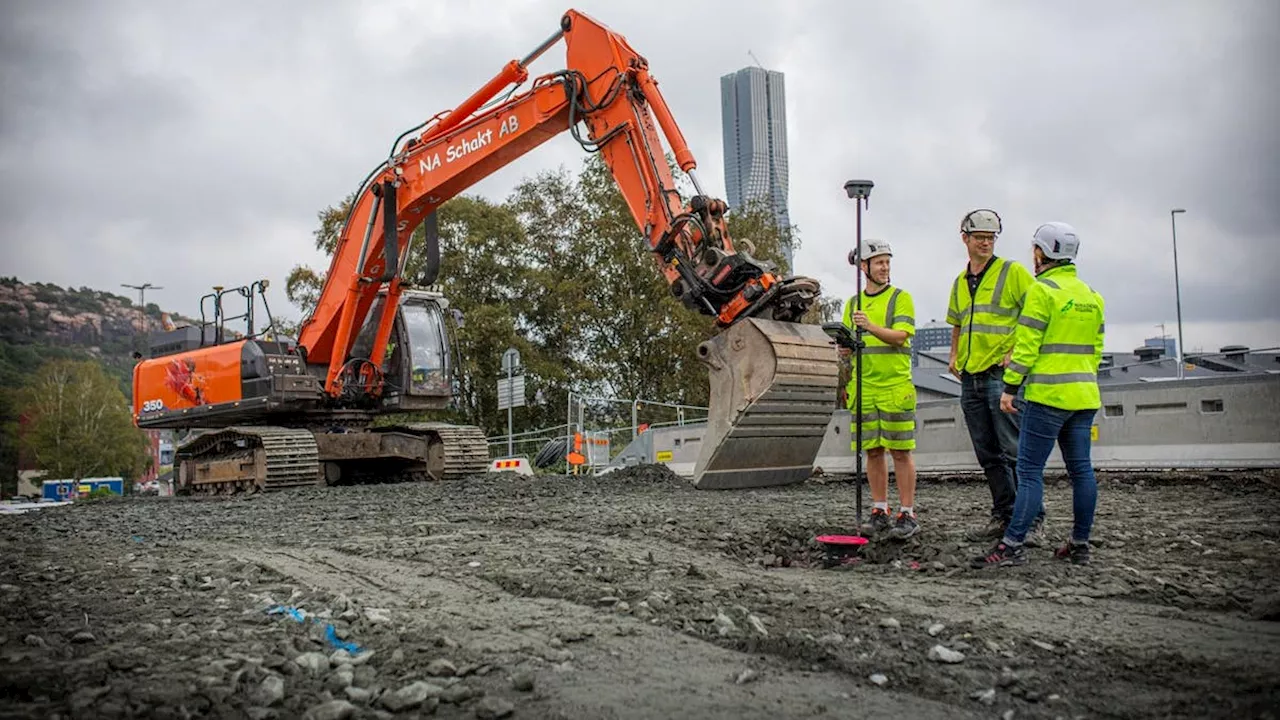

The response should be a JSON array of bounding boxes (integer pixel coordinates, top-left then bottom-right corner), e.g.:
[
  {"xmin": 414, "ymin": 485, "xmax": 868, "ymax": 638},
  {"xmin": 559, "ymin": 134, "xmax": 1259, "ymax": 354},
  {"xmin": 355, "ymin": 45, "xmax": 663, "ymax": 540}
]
[{"xmin": 1, "ymin": 0, "xmax": 1276, "ymax": 357}]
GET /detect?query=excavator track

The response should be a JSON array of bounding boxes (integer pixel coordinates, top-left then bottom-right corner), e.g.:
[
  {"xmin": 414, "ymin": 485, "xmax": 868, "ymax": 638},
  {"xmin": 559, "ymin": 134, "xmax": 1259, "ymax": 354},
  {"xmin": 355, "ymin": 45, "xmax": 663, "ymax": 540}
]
[
  {"xmin": 403, "ymin": 422, "xmax": 491, "ymax": 480},
  {"xmin": 175, "ymin": 426, "xmax": 322, "ymax": 496}
]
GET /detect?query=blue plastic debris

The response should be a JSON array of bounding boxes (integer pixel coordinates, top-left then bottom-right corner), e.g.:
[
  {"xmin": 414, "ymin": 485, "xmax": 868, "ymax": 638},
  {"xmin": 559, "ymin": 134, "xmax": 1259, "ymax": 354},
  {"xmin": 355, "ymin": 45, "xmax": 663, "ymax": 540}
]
[{"xmin": 266, "ymin": 604, "xmax": 363, "ymax": 654}]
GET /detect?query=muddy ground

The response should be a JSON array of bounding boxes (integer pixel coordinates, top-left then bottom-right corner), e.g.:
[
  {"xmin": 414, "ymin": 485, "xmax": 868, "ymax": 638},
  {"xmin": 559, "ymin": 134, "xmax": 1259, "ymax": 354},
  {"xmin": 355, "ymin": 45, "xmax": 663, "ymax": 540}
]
[{"xmin": 2, "ymin": 467, "xmax": 1279, "ymax": 720}]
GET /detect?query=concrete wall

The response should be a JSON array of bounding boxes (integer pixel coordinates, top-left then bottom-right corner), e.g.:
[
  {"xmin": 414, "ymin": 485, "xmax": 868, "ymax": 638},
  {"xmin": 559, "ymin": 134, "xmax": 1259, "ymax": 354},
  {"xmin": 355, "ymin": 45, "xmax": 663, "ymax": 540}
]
[
  {"xmin": 815, "ymin": 374, "xmax": 1280, "ymax": 473},
  {"xmin": 609, "ymin": 374, "xmax": 1280, "ymax": 478}
]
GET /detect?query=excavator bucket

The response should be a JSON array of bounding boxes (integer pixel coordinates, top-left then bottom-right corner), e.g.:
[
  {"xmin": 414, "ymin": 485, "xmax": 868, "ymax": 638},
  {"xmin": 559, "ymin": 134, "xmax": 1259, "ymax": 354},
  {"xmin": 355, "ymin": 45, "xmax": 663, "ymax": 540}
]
[{"xmin": 692, "ymin": 318, "xmax": 841, "ymax": 489}]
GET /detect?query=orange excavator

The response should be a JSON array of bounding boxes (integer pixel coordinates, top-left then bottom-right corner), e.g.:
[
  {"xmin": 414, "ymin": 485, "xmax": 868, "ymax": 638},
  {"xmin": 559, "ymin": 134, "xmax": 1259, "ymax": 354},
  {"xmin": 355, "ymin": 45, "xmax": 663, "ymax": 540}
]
[{"xmin": 130, "ymin": 9, "xmax": 840, "ymax": 495}]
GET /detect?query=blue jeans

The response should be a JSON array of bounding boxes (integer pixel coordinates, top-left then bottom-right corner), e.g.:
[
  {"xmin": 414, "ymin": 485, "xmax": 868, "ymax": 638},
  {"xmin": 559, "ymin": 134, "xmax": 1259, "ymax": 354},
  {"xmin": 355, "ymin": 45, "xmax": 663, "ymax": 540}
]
[
  {"xmin": 1005, "ymin": 401, "xmax": 1099, "ymax": 545},
  {"xmin": 960, "ymin": 366, "xmax": 1043, "ymax": 523}
]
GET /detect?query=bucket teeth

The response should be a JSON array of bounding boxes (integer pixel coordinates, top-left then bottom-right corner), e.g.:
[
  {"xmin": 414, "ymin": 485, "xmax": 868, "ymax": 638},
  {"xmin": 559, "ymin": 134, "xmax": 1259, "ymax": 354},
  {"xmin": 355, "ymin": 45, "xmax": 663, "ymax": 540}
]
[{"xmin": 693, "ymin": 318, "xmax": 840, "ymax": 489}]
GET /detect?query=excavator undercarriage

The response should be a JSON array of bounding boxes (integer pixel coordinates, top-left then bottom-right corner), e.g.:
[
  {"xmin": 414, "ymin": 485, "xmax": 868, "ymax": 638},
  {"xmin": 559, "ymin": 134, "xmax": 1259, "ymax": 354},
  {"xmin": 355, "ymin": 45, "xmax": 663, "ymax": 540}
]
[{"xmin": 174, "ymin": 423, "xmax": 489, "ymax": 496}]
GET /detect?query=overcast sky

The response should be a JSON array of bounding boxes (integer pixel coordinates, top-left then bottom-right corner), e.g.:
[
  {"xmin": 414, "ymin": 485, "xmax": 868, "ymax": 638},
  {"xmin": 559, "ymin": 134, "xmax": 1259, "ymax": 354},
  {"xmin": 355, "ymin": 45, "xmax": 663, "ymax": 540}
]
[{"xmin": 2, "ymin": 0, "xmax": 1277, "ymax": 358}]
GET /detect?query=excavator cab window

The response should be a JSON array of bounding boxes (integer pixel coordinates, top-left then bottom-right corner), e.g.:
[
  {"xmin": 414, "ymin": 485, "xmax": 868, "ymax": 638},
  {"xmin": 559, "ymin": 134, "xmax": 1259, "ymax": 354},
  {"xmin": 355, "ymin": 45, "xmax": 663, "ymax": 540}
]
[{"xmin": 396, "ymin": 292, "xmax": 451, "ymax": 398}]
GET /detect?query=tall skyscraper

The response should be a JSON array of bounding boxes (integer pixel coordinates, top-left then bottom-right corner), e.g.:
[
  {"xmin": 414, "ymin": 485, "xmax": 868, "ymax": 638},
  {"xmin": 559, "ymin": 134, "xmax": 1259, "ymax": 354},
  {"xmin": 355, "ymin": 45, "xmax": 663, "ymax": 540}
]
[{"xmin": 720, "ymin": 66, "xmax": 791, "ymax": 271}]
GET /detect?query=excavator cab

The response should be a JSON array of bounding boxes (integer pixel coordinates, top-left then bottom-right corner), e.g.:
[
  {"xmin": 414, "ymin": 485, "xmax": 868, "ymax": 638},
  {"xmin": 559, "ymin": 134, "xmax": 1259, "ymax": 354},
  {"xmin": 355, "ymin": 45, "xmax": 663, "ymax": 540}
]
[{"xmin": 351, "ymin": 288, "xmax": 458, "ymax": 412}]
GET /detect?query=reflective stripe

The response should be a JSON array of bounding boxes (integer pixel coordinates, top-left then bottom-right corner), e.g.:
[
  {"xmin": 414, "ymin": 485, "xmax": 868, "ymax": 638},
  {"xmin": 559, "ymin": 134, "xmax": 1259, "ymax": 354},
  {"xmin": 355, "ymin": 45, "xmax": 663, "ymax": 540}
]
[
  {"xmin": 990, "ymin": 260, "xmax": 1013, "ymax": 308},
  {"xmin": 880, "ymin": 411, "xmax": 915, "ymax": 422},
  {"xmin": 1027, "ymin": 372, "xmax": 1096, "ymax": 384},
  {"xmin": 854, "ymin": 412, "xmax": 880, "ymax": 423},
  {"xmin": 862, "ymin": 346, "xmax": 911, "ymax": 355},
  {"xmin": 885, "ymin": 288, "xmax": 902, "ymax": 327},
  {"xmin": 1039, "ymin": 278, "xmax": 1060, "ymax": 289},
  {"xmin": 882, "ymin": 429, "xmax": 915, "ymax": 441},
  {"xmin": 1008, "ymin": 361, "xmax": 1031, "ymax": 375},
  {"xmin": 972, "ymin": 303, "xmax": 1018, "ymax": 317},
  {"xmin": 1040, "ymin": 343, "xmax": 1096, "ymax": 355},
  {"xmin": 891, "ymin": 314, "xmax": 914, "ymax": 326},
  {"xmin": 1019, "ymin": 316, "xmax": 1048, "ymax": 330},
  {"xmin": 971, "ymin": 323, "xmax": 1014, "ymax": 335},
  {"xmin": 946, "ymin": 311, "xmax": 961, "ymax": 323}
]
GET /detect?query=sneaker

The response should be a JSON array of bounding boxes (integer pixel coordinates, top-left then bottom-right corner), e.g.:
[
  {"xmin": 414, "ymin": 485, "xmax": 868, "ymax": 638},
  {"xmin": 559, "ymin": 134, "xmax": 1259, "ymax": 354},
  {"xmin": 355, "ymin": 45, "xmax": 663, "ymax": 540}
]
[
  {"xmin": 1024, "ymin": 517, "xmax": 1045, "ymax": 548},
  {"xmin": 966, "ymin": 516, "xmax": 1008, "ymax": 542},
  {"xmin": 888, "ymin": 511, "xmax": 919, "ymax": 539},
  {"xmin": 1054, "ymin": 541, "xmax": 1090, "ymax": 565},
  {"xmin": 863, "ymin": 508, "xmax": 892, "ymax": 534},
  {"xmin": 970, "ymin": 541, "xmax": 1027, "ymax": 569}
]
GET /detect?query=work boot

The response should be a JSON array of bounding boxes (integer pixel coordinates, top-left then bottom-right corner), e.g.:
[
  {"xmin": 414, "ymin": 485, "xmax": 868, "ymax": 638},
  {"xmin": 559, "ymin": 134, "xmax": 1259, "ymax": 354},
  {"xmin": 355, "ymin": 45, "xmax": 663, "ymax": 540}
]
[
  {"xmin": 1054, "ymin": 541, "xmax": 1091, "ymax": 565},
  {"xmin": 969, "ymin": 541, "xmax": 1027, "ymax": 569},
  {"xmin": 1023, "ymin": 517, "xmax": 1045, "ymax": 548},
  {"xmin": 966, "ymin": 515, "xmax": 1007, "ymax": 542},
  {"xmin": 863, "ymin": 508, "xmax": 892, "ymax": 535},
  {"xmin": 888, "ymin": 511, "xmax": 919, "ymax": 540}
]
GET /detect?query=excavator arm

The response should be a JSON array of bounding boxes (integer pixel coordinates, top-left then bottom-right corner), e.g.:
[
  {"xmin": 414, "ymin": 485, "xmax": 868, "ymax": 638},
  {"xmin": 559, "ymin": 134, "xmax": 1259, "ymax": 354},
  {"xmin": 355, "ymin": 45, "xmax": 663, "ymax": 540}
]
[{"xmin": 296, "ymin": 9, "xmax": 821, "ymax": 397}]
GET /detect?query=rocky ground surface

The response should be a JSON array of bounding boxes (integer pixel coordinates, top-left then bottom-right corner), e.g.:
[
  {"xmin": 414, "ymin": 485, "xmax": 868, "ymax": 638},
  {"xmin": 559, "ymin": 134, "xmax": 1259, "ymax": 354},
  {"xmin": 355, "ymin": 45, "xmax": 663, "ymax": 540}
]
[{"xmin": 2, "ymin": 467, "xmax": 1279, "ymax": 720}]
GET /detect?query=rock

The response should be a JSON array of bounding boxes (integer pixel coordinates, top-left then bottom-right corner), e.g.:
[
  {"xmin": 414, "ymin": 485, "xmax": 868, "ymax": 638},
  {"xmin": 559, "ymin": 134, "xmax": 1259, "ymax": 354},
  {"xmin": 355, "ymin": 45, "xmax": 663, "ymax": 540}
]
[
  {"xmin": 511, "ymin": 671, "xmax": 535, "ymax": 692},
  {"xmin": 381, "ymin": 681, "xmax": 444, "ymax": 712},
  {"xmin": 997, "ymin": 669, "xmax": 1020, "ymax": 688},
  {"xmin": 71, "ymin": 631, "xmax": 96, "ymax": 644},
  {"xmin": 364, "ymin": 608, "xmax": 392, "ymax": 625},
  {"xmin": 329, "ymin": 650, "xmax": 352, "ymax": 666},
  {"xmin": 325, "ymin": 668, "xmax": 354, "ymax": 692},
  {"xmin": 1002, "ymin": 711, "xmax": 1015, "ymax": 720},
  {"xmin": 879, "ymin": 617, "xmax": 900, "ymax": 630},
  {"xmin": 1030, "ymin": 639, "xmax": 1056, "ymax": 652},
  {"xmin": 254, "ymin": 675, "xmax": 285, "ymax": 706},
  {"xmin": 426, "ymin": 658, "xmax": 457, "ymax": 677},
  {"xmin": 389, "ymin": 648, "xmax": 405, "ymax": 664},
  {"xmin": 927, "ymin": 623, "xmax": 945, "ymax": 637},
  {"xmin": 246, "ymin": 709, "xmax": 278, "ymax": 720},
  {"xmin": 441, "ymin": 684, "xmax": 476, "ymax": 704},
  {"xmin": 817, "ymin": 632, "xmax": 845, "ymax": 646},
  {"xmin": 735, "ymin": 669, "xmax": 758, "ymax": 685},
  {"xmin": 928, "ymin": 645, "xmax": 965, "ymax": 664},
  {"xmin": 23, "ymin": 634, "xmax": 45, "ymax": 648},
  {"xmin": 303, "ymin": 700, "xmax": 356, "ymax": 720},
  {"xmin": 295, "ymin": 652, "xmax": 330, "ymax": 674},
  {"xmin": 474, "ymin": 696, "xmax": 515, "ymax": 719},
  {"xmin": 349, "ymin": 650, "xmax": 375, "ymax": 666},
  {"xmin": 352, "ymin": 665, "xmax": 377, "ymax": 688},
  {"xmin": 747, "ymin": 614, "xmax": 768, "ymax": 636},
  {"xmin": 869, "ymin": 673, "xmax": 888, "ymax": 686},
  {"xmin": 971, "ymin": 688, "xmax": 996, "ymax": 705},
  {"xmin": 344, "ymin": 686, "xmax": 372, "ymax": 703},
  {"xmin": 714, "ymin": 611, "xmax": 737, "ymax": 636}
]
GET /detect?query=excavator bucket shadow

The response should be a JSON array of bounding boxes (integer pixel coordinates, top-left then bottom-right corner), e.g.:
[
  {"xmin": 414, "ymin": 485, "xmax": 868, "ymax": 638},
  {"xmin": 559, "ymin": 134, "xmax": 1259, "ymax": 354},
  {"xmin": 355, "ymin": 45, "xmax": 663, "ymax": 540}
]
[{"xmin": 692, "ymin": 318, "xmax": 841, "ymax": 489}]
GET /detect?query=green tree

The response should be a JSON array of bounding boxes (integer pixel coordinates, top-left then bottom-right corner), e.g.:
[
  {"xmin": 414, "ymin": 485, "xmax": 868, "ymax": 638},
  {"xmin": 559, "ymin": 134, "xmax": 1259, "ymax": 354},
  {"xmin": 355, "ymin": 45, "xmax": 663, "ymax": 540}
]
[{"xmin": 16, "ymin": 359, "xmax": 151, "ymax": 484}]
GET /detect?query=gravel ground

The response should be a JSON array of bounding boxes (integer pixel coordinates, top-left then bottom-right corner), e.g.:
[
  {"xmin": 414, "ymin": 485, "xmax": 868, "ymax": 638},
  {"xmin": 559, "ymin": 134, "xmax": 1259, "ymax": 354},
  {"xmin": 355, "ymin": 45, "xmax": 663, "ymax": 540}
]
[{"xmin": 2, "ymin": 466, "xmax": 1279, "ymax": 720}]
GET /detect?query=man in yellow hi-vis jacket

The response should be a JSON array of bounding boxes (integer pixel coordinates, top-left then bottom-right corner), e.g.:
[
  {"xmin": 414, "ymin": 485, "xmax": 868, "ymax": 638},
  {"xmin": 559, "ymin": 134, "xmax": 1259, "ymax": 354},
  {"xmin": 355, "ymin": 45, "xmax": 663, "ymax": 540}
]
[
  {"xmin": 841, "ymin": 239, "xmax": 919, "ymax": 539},
  {"xmin": 971, "ymin": 221, "xmax": 1105, "ymax": 568}
]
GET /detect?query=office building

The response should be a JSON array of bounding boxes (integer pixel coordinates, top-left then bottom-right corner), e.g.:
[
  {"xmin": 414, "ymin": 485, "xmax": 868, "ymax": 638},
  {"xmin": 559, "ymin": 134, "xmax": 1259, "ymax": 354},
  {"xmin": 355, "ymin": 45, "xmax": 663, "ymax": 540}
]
[{"xmin": 720, "ymin": 66, "xmax": 791, "ymax": 270}]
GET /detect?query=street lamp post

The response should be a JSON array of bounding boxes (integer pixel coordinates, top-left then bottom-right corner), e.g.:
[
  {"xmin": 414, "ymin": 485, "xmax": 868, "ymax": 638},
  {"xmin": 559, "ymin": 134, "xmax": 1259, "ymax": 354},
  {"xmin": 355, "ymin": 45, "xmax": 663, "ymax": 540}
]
[{"xmin": 1170, "ymin": 208, "xmax": 1186, "ymax": 380}]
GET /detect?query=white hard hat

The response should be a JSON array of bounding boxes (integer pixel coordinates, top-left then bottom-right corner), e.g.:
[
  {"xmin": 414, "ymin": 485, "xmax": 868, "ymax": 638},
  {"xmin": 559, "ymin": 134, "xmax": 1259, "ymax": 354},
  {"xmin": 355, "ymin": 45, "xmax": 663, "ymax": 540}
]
[
  {"xmin": 1032, "ymin": 222, "xmax": 1080, "ymax": 261},
  {"xmin": 961, "ymin": 209, "xmax": 1002, "ymax": 235},
  {"xmin": 860, "ymin": 238, "xmax": 893, "ymax": 260}
]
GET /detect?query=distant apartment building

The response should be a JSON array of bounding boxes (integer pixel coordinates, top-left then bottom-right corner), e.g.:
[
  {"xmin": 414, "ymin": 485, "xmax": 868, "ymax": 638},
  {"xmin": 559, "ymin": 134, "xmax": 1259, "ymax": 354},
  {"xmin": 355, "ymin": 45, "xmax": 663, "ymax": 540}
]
[{"xmin": 720, "ymin": 66, "xmax": 791, "ymax": 271}]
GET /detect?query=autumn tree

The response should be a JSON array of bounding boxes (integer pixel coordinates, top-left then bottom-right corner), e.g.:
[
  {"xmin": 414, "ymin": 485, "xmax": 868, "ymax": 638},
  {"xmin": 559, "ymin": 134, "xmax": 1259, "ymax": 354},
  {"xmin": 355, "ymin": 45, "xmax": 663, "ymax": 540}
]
[{"xmin": 16, "ymin": 359, "xmax": 151, "ymax": 484}]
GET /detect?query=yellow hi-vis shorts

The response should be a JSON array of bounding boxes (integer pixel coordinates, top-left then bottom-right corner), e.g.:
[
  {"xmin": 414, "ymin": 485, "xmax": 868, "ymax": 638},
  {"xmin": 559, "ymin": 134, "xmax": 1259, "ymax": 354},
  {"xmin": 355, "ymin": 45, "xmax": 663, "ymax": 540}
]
[{"xmin": 849, "ymin": 381, "xmax": 917, "ymax": 451}]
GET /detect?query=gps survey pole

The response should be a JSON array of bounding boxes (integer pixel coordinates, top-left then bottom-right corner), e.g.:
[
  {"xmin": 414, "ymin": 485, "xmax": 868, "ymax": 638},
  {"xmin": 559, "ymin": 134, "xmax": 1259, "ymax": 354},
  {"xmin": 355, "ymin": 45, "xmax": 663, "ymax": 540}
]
[{"xmin": 844, "ymin": 179, "xmax": 874, "ymax": 536}]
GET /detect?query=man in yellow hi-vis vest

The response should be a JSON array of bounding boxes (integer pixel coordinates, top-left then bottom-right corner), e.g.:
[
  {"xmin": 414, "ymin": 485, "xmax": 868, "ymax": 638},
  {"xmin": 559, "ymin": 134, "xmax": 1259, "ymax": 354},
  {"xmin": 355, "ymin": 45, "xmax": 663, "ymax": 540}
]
[
  {"xmin": 971, "ymin": 222, "xmax": 1104, "ymax": 568},
  {"xmin": 947, "ymin": 209, "xmax": 1044, "ymax": 544},
  {"xmin": 841, "ymin": 239, "xmax": 919, "ymax": 539}
]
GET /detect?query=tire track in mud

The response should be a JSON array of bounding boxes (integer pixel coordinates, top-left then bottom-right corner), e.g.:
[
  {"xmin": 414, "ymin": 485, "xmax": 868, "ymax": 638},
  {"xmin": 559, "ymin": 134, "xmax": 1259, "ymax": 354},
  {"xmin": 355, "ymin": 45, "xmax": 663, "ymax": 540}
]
[{"xmin": 214, "ymin": 542, "xmax": 982, "ymax": 720}]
